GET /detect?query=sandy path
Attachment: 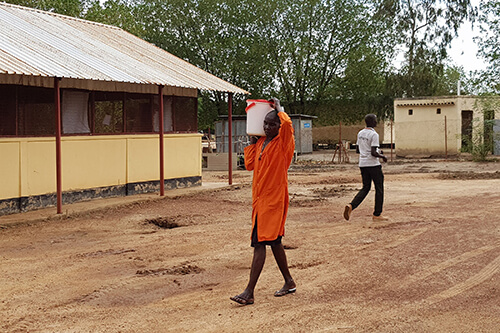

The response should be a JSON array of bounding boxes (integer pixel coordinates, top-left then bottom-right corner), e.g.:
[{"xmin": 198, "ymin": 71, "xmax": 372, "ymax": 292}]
[{"xmin": 1, "ymin": 160, "xmax": 499, "ymax": 332}]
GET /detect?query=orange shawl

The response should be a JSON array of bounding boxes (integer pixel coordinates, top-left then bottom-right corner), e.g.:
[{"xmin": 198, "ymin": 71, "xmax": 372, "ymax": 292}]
[{"xmin": 244, "ymin": 111, "xmax": 295, "ymax": 242}]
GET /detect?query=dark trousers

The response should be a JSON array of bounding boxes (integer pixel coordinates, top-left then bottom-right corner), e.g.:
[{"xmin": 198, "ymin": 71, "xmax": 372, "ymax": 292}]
[{"xmin": 350, "ymin": 165, "xmax": 384, "ymax": 216}]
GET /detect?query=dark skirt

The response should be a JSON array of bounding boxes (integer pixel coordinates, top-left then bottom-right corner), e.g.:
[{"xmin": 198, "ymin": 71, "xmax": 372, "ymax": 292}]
[{"xmin": 251, "ymin": 216, "xmax": 282, "ymax": 247}]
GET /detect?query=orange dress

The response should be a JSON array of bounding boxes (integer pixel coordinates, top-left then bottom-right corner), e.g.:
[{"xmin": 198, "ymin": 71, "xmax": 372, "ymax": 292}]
[{"xmin": 244, "ymin": 111, "xmax": 295, "ymax": 242}]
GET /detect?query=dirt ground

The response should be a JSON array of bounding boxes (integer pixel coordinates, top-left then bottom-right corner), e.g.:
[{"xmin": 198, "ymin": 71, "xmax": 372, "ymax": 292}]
[{"xmin": 1, "ymin": 153, "xmax": 499, "ymax": 332}]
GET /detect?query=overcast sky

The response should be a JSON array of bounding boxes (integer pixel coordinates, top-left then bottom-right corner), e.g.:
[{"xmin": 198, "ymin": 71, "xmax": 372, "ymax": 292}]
[
  {"xmin": 449, "ymin": 19, "xmax": 487, "ymax": 72},
  {"xmin": 448, "ymin": 0, "xmax": 487, "ymax": 72}
]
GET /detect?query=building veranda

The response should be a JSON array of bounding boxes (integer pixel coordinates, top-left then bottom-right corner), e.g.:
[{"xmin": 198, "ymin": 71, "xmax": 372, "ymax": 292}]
[{"xmin": 0, "ymin": 2, "xmax": 248, "ymax": 215}]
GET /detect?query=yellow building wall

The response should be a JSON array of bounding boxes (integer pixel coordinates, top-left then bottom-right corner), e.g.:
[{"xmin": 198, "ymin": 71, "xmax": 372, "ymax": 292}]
[
  {"xmin": 62, "ymin": 136, "xmax": 127, "ymax": 190},
  {"xmin": 127, "ymin": 136, "xmax": 160, "ymax": 183},
  {"xmin": 0, "ymin": 141, "xmax": 21, "ymax": 199},
  {"xmin": 22, "ymin": 139, "xmax": 57, "ymax": 196},
  {"xmin": 126, "ymin": 134, "xmax": 202, "ymax": 182},
  {"xmin": 164, "ymin": 135, "xmax": 202, "ymax": 179},
  {"xmin": 394, "ymin": 96, "xmax": 478, "ymax": 156},
  {"xmin": 0, "ymin": 134, "xmax": 202, "ymax": 201}
]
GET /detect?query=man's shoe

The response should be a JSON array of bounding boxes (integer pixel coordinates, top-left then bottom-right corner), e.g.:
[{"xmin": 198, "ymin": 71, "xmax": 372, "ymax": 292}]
[
  {"xmin": 343, "ymin": 204, "xmax": 352, "ymax": 221},
  {"xmin": 372, "ymin": 214, "xmax": 389, "ymax": 221}
]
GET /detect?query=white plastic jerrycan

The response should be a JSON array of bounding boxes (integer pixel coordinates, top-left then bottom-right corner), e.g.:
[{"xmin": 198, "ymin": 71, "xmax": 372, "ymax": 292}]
[{"xmin": 245, "ymin": 99, "xmax": 274, "ymax": 136}]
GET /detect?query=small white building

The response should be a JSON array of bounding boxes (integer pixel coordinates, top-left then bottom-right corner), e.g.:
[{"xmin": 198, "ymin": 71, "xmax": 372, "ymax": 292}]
[{"xmin": 394, "ymin": 95, "xmax": 499, "ymax": 157}]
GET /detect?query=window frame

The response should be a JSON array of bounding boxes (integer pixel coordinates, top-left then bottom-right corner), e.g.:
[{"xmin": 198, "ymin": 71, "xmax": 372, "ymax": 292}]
[{"xmin": 0, "ymin": 85, "xmax": 199, "ymax": 138}]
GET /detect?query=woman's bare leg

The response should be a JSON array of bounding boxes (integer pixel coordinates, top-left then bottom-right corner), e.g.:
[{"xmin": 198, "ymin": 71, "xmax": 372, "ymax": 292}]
[
  {"xmin": 230, "ymin": 244, "xmax": 266, "ymax": 304},
  {"xmin": 271, "ymin": 243, "xmax": 296, "ymax": 295}
]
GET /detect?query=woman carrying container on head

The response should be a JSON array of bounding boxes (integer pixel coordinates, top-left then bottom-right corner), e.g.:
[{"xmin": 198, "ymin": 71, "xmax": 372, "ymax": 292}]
[{"xmin": 230, "ymin": 97, "xmax": 296, "ymax": 305}]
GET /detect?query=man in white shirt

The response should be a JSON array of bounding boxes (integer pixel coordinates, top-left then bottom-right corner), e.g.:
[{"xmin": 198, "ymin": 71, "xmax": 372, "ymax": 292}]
[{"xmin": 344, "ymin": 114, "xmax": 388, "ymax": 221}]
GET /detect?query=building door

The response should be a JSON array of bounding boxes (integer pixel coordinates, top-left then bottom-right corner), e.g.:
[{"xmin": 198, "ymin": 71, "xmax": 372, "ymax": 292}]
[
  {"xmin": 461, "ymin": 110, "xmax": 473, "ymax": 151},
  {"xmin": 484, "ymin": 109, "xmax": 495, "ymax": 153}
]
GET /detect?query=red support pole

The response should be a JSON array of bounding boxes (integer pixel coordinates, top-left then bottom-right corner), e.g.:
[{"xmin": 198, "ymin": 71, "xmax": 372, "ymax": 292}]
[
  {"xmin": 54, "ymin": 77, "xmax": 62, "ymax": 214},
  {"xmin": 390, "ymin": 119, "xmax": 393, "ymax": 162},
  {"xmin": 159, "ymin": 86, "xmax": 165, "ymax": 196},
  {"xmin": 228, "ymin": 93, "xmax": 233, "ymax": 185}
]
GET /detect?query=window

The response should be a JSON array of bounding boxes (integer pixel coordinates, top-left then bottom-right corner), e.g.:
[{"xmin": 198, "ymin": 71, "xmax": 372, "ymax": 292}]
[
  {"xmin": 125, "ymin": 94, "xmax": 153, "ymax": 133},
  {"xmin": 0, "ymin": 85, "xmax": 16, "ymax": 136},
  {"xmin": 18, "ymin": 86, "xmax": 55, "ymax": 136},
  {"xmin": 62, "ymin": 90, "xmax": 90, "ymax": 134},
  {"xmin": 436, "ymin": 108, "xmax": 441, "ymax": 114},
  {"xmin": 0, "ymin": 85, "xmax": 55, "ymax": 136},
  {"xmin": 153, "ymin": 96, "xmax": 173, "ymax": 133},
  {"xmin": 173, "ymin": 96, "xmax": 197, "ymax": 132},
  {"xmin": 0, "ymin": 85, "xmax": 199, "ymax": 137},
  {"xmin": 94, "ymin": 92, "xmax": 123, "ymax": 134},
  {"xmin": 408, "ymin": 109, "xmax": 413, "ymax": 115}
]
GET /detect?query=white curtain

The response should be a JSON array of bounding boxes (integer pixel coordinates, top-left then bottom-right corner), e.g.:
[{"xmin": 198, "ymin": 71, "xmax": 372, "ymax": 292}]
[
  {"xmin": 153, "ymin": 96, "xmax": 173, "ymax": 132},
  {"xmin": 62, "ymin": 90, "xmax": 90, "ymax": 134}
]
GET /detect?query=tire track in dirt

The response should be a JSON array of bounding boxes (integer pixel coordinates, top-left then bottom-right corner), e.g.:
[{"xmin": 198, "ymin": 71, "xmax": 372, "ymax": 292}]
[
  {"xmin": 390, "ymin": 243, "xmax": 500, "ymax": 292},
  {"xmin": 349, "ymin": 247, "xmax": 500, "ymax": 331},
  {"xmin": 357, "ymin": 220, "xmax": 431, "ymax": 251},
  {"xmin": 2, "ymin": 316, "xmax": 39, "ymax": 333},
  {"xmin": 3, "ymin": 248, "xmax": 136, "ymax": 302},
  {"xmin": 386, "ymin": 228, "xmax": 429, "ymax": 249},
  {"xmin": 70, "ymin": 262, "xmax": 203, "ymax": 305},
  {"xmin": 425, "ymin": 253, "xmax": 500, "ymax": 305},
  {"xmin": 2, "ymin": 273, "xmax": 144, "ymax": 332},
  {"xmin": 381, "ymin": 227, "xmax": 429, "ymax": 250},
  {"xmin": 3, "ymin": 263, "xmax": 203, "ymax": 332}
]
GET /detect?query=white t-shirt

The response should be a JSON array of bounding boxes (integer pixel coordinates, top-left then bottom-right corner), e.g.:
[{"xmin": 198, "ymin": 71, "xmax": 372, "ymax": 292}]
[{"xmin": 357, "ymin": 127, "xmax": 381, "ymax": 167}]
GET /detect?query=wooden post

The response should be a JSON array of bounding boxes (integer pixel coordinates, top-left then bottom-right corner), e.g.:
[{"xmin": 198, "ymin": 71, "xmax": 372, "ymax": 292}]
[
  {"xmin": 390, "ymin": 119, "xmax": 393, "ymax": 162},
  {"xmin": 54, "ymin": 78, "xmax": 62, "ymax": 214},
  {"xmin": 444, "ymin": 115, "xmax": 448, "ymax": 159},
  {"xmin": 228, "ymin": 93, "xmax": 233, "ymax": 185},
  {"xmin": 332, "ymin": 121, "xmax": 346, "ymax": 163},
  {"xmin": 208, "ymin": 127, "xmax": 212, "ymax": 153},
  {"xmin": 338, "ymin": 121, "xmax": 342, "ymax": 163},
  {"xmin": 159, "ymin": 85, "xmax": 165, "ymax": 196}
]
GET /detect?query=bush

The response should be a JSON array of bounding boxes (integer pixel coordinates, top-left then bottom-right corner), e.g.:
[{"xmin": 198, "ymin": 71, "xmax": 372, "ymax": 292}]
[{"xmin": 461, "ymin": 119, "xmax": 495, "ymax": 162}]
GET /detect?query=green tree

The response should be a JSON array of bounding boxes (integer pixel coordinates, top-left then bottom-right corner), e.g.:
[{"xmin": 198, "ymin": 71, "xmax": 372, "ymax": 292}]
[
  {"xmin": 136, "ymin": 0, "xmax": 277, "ymax": 130},
  {"xmin": 256, "ymin": 0, "xmax": 392, "ymax": 116},
  {"xmin": 136, "ymin": 0, "xmax": 401, "ymax": 127},
  {"xmin": 383, "ymin": 0, "xmax": 476, "ymax": 97},
  {"xmin": 476, "ymin": 0, "xmax": 500, "ymax": 93},
  {"xmin": 84, "ymin": 0, "xmax": 144, "ymax": 37},
  {"xmin": 435, "ymin": 65, "xmax": 472, "ymax": 95},
  {"xmin": 3, "ymin": 0, "xmax": 84, "ymax": 16},
  {"xmin": 8, "ymin": 0, "xmax": 478, "ymax": 129}
]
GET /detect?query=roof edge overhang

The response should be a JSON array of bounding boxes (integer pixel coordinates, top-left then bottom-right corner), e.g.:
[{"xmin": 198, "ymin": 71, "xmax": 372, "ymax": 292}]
[
  {"xmin": 394, "ymin": 95, "xmax": 476, "ymax": 101},
  {"xmin": 0, "ymin": 73, "xmax": 249, "ymax": 96},
  {"xmin": 394, "ymin": 95, "xmax": 479, "ymax": 107},
  {"xmin": 396, "ymin": 101, "xmax": 455, "ymax": 107}
]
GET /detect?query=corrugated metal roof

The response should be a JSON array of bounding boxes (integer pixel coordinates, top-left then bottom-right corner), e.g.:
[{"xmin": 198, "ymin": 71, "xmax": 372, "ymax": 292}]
[{"xmin": 0, "ymin": 2, "xmax": 249, "ymax": 94}]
